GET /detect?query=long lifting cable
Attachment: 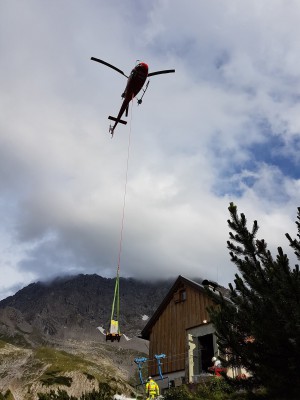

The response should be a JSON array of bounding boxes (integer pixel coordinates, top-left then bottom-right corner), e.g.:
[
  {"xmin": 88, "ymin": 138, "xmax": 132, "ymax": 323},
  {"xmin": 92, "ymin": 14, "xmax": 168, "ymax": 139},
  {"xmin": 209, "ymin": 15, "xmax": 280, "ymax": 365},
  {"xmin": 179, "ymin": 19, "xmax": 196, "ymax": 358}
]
[
  {"xmin": 117, "ymin": 99, "xmax": 134, "ymax": 274},
  {"xmin": 109, "ymin": 98, "xmax": 134, "ymax": 336}
]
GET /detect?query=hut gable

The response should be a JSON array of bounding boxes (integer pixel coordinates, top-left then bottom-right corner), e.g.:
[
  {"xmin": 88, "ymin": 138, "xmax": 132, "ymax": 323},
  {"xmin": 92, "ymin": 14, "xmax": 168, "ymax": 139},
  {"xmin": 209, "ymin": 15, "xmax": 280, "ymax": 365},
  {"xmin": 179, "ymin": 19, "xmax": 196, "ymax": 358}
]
[{"xmin": 141, "ymin": 275, "xmax": 215, "ymax": 376}]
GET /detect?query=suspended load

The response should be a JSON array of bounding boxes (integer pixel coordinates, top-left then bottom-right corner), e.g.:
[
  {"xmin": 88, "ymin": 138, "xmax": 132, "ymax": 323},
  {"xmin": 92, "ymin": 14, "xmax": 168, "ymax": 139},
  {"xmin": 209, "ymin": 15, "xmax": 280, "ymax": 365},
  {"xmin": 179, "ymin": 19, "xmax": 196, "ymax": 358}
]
[{"xmin": 106, "ymin": 269, "xmax": 122, "ymax": 342}]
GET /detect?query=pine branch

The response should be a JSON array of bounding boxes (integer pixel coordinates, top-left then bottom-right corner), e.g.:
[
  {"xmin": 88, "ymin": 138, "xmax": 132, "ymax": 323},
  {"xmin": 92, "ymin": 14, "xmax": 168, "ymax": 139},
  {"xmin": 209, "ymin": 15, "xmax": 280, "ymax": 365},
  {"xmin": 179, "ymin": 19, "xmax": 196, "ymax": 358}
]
[
  {"xmin": 286, "ymin": 207, "xmax": 300, "ymax": 260},
  {"xmin": 207, "ymin": 203, "xmax": 300, "ymax": 396}
]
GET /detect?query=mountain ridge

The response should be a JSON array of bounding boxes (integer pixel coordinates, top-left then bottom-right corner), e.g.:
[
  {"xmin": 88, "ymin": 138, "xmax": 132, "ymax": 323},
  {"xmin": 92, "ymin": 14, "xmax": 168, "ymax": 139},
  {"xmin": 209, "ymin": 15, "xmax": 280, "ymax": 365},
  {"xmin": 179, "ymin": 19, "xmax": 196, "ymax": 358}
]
[
  {"xmin": 0, "ymin": 274, "xmax": 175, "ymax": 399},
  {"xmin": 0, "ymin": 273, "xmax": 174, "ymax": 343}
]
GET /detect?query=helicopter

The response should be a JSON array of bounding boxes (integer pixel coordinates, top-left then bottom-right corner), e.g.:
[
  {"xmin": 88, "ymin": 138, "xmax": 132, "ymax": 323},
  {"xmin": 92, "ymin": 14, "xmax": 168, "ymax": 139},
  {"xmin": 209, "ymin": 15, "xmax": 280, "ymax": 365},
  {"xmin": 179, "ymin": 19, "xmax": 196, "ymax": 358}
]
[{"xmin": 91, "ymin": 57, "xmax": 175, "ymax": 137}]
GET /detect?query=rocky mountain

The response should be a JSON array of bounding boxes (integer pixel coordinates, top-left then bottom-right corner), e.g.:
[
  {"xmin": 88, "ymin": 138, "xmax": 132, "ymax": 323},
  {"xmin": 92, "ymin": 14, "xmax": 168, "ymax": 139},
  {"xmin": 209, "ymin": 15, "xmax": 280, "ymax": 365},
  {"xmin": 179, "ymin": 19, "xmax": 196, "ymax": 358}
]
[
  {"xmin": 0, "ymin": 274, "xmax": 173, "ymax": 343},
  {"xmin": 0, "ymin": 274, "xmax": 173, "ymax": 399}
]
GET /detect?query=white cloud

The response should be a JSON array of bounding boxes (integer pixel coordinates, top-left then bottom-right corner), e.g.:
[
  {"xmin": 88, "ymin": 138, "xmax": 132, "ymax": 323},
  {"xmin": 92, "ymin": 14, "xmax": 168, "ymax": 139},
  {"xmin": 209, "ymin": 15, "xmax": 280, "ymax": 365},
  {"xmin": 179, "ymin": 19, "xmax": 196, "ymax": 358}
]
[{"xmin": 1, "ymin": 0, "xmax": 300, "ymax": 300}]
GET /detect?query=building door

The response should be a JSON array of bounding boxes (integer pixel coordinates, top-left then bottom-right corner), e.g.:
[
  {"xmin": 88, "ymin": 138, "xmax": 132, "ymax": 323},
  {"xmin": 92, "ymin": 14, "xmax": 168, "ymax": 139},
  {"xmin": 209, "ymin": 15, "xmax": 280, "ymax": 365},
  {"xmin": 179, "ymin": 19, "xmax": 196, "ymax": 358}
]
[{"xmin": 198, "ymin": 334, "xmax": 214, "ymax": 372}]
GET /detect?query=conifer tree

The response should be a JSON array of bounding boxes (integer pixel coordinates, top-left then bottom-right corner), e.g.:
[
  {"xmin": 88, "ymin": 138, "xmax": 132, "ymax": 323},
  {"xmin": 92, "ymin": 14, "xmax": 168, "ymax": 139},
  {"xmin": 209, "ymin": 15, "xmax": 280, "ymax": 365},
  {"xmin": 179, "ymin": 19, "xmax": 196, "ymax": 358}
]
[{"xmin": 208, "ymin": 203, "xmax": 300, "ymax": 398}]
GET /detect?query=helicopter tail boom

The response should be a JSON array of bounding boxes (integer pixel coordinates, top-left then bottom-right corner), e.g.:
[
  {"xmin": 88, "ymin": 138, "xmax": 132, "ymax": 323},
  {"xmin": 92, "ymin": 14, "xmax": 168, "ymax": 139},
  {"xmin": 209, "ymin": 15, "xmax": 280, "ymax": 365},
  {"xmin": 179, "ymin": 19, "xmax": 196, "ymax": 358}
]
[{"xmin": 108, "ymin": 116, "xmax": 127, "ymax": 125}]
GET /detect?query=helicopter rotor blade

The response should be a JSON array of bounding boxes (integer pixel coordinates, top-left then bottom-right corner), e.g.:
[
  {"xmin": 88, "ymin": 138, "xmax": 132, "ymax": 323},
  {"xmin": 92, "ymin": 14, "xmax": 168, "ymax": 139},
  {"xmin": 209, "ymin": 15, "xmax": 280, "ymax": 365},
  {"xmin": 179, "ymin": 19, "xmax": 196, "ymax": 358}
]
[
  {"xmin": 91, "ymin": 57, "xmax": 128, "ymax": 77},
  {"xmin": 148, "ymin": 69, "xmax": 175, "ymax": 77}
]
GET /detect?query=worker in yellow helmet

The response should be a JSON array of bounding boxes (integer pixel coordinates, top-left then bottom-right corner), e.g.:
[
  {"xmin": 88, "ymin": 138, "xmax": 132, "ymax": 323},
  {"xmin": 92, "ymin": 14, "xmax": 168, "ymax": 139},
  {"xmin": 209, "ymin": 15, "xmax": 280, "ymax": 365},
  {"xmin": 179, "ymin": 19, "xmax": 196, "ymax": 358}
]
[{"xmin": 145, "ymin": 376, "xmax": 159, "ymax": 399}]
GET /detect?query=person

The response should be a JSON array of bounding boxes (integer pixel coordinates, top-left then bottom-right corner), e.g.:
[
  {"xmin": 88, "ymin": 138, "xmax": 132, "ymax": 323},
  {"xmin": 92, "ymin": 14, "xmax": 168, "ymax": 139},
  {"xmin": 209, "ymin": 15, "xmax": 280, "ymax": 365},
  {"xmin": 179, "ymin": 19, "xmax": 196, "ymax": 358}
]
[
  {"xmin": 211, "ymin": 356, "xmax": 222, "ymax": 368},
  {"xmin": 208, "ymin": 357, "xmax": 225, "ymax": 377},
  {"xmin": 145, "ymin": 376, "xmax": 160, "ymax": 399}
]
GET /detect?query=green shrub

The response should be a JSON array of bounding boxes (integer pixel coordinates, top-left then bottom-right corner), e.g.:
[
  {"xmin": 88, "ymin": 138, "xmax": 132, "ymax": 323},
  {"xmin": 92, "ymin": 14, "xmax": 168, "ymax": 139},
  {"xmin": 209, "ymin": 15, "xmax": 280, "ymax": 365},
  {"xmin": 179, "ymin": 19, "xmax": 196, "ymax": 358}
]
[
  {"xmin": 83, "ymin": 372, "xmax": 95, "ymax": 381},
  {"xmin": 0, "ymin": 390, "xmax": 15, "ymax": 400},
  {"xmin": 208, "ymin": 377, "xmax": 234, "ymax": 394},
  {"xmin": 40, "ymin": 371, "xmax": 72, "ymax": 387},
  {"xmin": 163, "ymin": 385, "xmax": 194, "ymax": 400},
  {"xmin": 164, "ymin": 379, "xmax": 236, "ymax": 400},
  {"xmin": 38, "ymin": 389, "xmax": 75, "ymax": 399},
  {"xmin": 87, "ymin": 383, "xmax": 113, "ymax": 400}
]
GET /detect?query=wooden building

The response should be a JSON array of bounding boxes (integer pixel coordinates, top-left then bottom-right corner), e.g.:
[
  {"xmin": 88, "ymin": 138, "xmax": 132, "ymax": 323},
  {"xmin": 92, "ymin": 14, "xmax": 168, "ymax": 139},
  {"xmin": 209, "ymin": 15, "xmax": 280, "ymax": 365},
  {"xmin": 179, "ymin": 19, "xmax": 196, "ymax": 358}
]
[{"xmin": 141, "ymin": 275, "xmax": 225, "ymax": 386}]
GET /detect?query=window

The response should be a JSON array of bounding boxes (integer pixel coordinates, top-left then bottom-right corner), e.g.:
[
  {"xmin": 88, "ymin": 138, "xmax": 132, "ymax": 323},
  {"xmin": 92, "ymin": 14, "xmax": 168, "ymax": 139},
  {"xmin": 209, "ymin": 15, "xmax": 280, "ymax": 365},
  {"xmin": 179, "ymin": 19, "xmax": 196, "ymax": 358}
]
[
  {"xmin": 180, "ymin": 290, "xmax": 186, "ymax": 301},
  {"xmin": 174, "ymin": 289, "xmax": 186, "ymax": 303}
]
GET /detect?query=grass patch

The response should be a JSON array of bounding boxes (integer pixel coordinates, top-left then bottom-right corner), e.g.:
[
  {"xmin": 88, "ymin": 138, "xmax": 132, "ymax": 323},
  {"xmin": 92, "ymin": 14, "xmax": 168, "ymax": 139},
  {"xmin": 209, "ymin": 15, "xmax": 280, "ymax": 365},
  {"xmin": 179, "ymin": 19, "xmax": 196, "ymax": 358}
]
[
  {"xmin": 35, "ymin": 347, "xmax": 89, "ymax": 372},
  {"xmin": 35, "ymin": 347, "xmax": 104, "ymax": 386},
  {"xmin": 0, "ymin": 333, "xmax": 30, "ymax": 348}
]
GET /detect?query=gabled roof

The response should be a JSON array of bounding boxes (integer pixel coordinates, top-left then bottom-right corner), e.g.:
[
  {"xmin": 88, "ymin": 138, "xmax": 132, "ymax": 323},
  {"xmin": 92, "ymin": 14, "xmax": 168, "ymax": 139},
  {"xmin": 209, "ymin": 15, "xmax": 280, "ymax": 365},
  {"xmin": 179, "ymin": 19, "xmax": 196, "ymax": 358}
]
[{"xmin": 141, "ymin": 275, "xmax": 208, "ymax": 340}]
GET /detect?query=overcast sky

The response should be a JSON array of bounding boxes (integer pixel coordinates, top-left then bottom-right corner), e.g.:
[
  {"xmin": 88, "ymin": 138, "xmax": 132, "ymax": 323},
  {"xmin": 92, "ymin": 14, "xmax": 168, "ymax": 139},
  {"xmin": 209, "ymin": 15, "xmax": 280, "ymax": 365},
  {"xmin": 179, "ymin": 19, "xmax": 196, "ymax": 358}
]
[{"xmin": 1, "ymin": 0, "xmax": 300, "ymax": 300}]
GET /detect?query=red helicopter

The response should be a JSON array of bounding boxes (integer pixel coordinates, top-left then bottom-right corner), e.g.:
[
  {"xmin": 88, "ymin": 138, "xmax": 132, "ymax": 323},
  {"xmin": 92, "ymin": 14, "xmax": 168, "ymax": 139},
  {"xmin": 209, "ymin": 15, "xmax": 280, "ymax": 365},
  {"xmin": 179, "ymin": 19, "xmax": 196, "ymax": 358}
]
[{"xmin": 91, "ymin": 57, "xmax": 175, "ymax": 137}]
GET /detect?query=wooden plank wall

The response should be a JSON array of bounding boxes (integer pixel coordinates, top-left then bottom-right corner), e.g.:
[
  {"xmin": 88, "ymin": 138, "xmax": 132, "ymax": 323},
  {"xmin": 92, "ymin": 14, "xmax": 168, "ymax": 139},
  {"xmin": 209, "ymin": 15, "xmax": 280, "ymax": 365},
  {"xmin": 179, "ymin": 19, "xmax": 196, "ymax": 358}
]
[{"xmin": 148, "ymin": 284, "xmax": 215, "ymax": 376}]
